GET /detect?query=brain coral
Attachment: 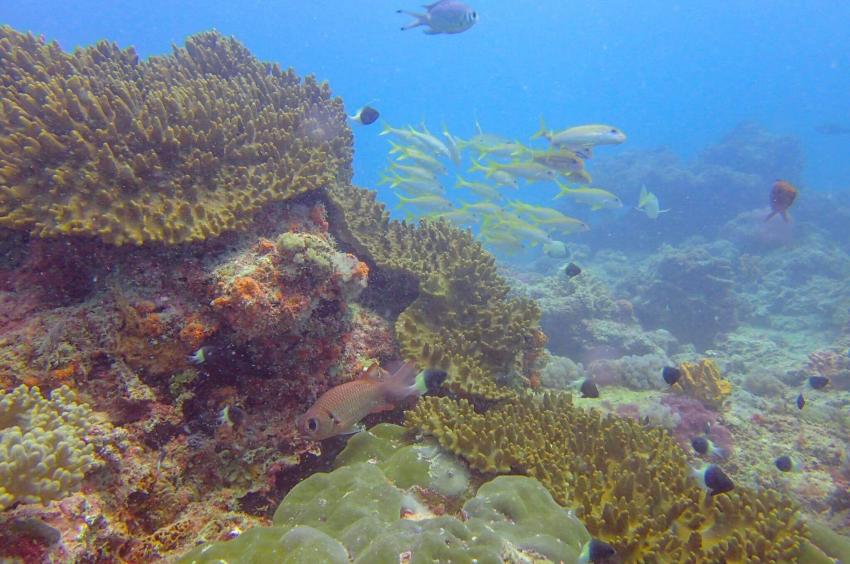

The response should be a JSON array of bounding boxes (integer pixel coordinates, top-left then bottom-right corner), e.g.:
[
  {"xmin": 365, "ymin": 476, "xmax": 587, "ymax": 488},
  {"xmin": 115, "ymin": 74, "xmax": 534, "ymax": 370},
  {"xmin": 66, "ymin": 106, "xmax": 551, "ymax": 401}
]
[
  {"xmin": 405, "ymin": 393, "xmax": 805, "ymax": 562},
  {"xmin": 180, "ymin": 424, "xmax": 590, "ymax": 563},
  {"xmin": 324, "ymin": 183, "xmax": 542, "ymax": 400},
  {"xmin": 0, "ymin": 26, "xmax": 351, "ymax": 245}
]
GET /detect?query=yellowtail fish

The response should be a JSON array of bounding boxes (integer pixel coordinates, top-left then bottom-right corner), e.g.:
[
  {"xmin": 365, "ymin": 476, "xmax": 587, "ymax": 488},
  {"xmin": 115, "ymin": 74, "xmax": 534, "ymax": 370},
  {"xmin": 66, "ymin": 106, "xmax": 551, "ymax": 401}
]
[
  {"xmin": 388, "ymin": 162, "xmax": 438, "ymax": 180},
  {"xmin": 527, "ymin": 148, "xmax": 592, "ymax": 182},
  {"xmin": 379, "ymin": 172, "xmax": 444, "ymax": 196},
  {"xmin": 297, "ymin": 362, "xmax": 448, "ymax": 440},
  {"xmin": 477, "ymin": 141, "xmax": 525, "ymax": 158},
  {"xmin": 395, "ymin": 193, "xmax": 453, "ymax": 212},
  {"xmin": 479, "ymin": 230, "xmax": 525, "ymax": 255},
  {"xmin": 407, "ymin": 123, "xmax": 451, "ymax": 159},
  {"xmin": 489, "ymin": 170, "xmax": 519, "ymax": 189},
  {"xmin": 470, "ymin": 159, "xmax": 556, "ymax": 182},
  {"xmin": 483, "ymin": 213, "xmax": 552, "ymax": 247},
  {"xmin": 389, "ymin": 141, "xmax": 447, "ymax": 175},
  {"xmin": 461, "ymin": 201, "xmax": 503, "ymax": 216},
  {"xmin": 532, "ymin": 117, "xmax": 627, "ymax": 149},
  {"xmin": 461, "ymin": 120, "xmax": 514, "ymax": 148},
  {"xmin": 535, "ymin": 212, "xmax": 590, "ymax": 235},
  {"xmin": 554, "ymin": 180, "xmax": 623, "ymax": 210},
  {"xmin": 508, "ymin": 201, "xmax": 574, "ymax": 223},
  {"xmin": 455, "ymin": 176, "xmax": 503, "ymax": 200},
  {"xmin": 381, "ymin": 123, "xmax": 424, "ymax": 143},
  {"xmin": 636, "ymin": 185, "xmax": 669, "ymax": 219},
  {"xmin": 441, "ymin": 122, "xmax": 463, "ymax": 166},
  {"xmin": 424, "ymin": 207, "xmax": 479, "ymax": 228}
]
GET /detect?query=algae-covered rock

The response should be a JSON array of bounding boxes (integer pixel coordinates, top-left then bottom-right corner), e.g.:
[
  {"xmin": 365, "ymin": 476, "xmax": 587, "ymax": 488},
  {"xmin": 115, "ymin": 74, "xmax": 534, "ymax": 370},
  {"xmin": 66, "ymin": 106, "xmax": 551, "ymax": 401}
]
[{"xmin": 180, "ymin": 424, "xmax": 590, "ymax": 563}]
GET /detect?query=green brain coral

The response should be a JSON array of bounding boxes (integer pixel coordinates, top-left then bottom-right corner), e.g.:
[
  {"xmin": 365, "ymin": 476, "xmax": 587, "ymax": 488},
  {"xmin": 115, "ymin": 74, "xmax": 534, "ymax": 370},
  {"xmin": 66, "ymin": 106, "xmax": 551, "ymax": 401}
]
[
  {"xmin": 0, "ymin": 26, "xmax": 351, "ymax": 245},
  {"xmin": 180, "ymin": 424, "xmax": 590, "ymax": 563},
  {"xmin": 0, "ymin": 385, "xmax": 100, "ymax": 510}
]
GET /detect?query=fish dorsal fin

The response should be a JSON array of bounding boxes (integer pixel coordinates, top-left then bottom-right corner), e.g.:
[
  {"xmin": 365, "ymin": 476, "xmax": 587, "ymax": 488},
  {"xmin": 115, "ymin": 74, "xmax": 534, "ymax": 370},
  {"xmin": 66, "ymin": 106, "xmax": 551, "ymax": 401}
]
[
  {"xmin": 359, "ymin": 363, "xmax": 385, "ymax": 381},
  {"xmin": 638, "ymin": 185, "xmax": 650, "ymax": 207}
]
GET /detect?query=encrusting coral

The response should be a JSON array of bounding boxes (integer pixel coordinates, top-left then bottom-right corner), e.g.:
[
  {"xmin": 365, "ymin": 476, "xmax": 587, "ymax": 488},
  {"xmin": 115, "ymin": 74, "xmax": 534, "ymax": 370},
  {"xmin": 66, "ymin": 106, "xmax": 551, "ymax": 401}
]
[
  {"xmin": 673, "ymin": 358, "xmax": 732, "ymax": 409},
  {"xmin": 0, "ymin": 385, "xmax": 101, "ymax": 510},
  {"xmin": 324, "ymin": 183, "xmax": 542, "ymax": 400},
  {"xmin": 405, "ymin": 393, "xmax": 805, "ymax": 562},
  {"xmin": 0, "ymin": 27, "xmax": 351, "ymax": 245}
]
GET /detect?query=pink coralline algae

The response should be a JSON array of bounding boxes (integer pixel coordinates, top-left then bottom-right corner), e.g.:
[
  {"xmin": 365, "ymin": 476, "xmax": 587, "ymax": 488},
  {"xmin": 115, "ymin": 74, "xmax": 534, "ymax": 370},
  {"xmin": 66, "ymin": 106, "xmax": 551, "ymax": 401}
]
[{"xmin": 660, "ymin": 394, "xmax": 734, "ymax": 457}]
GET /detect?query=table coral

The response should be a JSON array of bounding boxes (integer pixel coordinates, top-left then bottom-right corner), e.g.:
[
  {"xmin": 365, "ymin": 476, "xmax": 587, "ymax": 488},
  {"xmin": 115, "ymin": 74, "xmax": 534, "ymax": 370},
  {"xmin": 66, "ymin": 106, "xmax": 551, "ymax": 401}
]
[
  {"xmin": 405, "ymin": 393, "xmax": 805, "ymax": 562},
  {"xmin": 0, "ymin": 26, "xmax": 351, "ymax": 245},
  {"xmin": 0, "ymin": 385, "xmax": 101, "ymax": 510},
  {"xmin": 324, "ymin": 183, "xmax": 542, "ymax": 400},
  {"xmin": 673, "ymin": 358, "xmax": 732, "ymax": 409}
]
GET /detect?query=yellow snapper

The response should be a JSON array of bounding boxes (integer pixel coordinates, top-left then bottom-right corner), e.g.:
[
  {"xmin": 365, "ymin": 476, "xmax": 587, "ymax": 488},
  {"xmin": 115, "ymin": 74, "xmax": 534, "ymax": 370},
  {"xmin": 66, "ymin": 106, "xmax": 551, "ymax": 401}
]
[
  {"xmin": 407, "ymin": 123, "xmax": 451, "ymax": 159},
  {"xmin": 389, "ymin": 141, "xmax": 447, "ymax": 175},
  {"xmin": 441, "ymin": 122, "xmax": 463, "ymax": 166},
  {"xmin": 554, "ymin": 180, "xmax": 623, "ymax": 211},
  {"xmin": 479, "ymin": 230, "xmax": 525, "ymax": 255},
  {"xmin": 395, "ymin": 193, "xmax": 453, "ymax": 212},
  {"xmin": 455, "ymin": 176, "xmax": 503, "ymax": 200},
  {"xmin": 636, "ymin": 185, "xmax": 670, "ymax": 219},
  {"xmin": 380, "ymin": 171, "xmax": 444, "ymax": 196},
  {"xmin": 470, "ymin": 159, "xmax": 556, "ymax": 182},
  {"xmin": 533, "ymin": 117, "xmax": 626, "ymax": 149}
]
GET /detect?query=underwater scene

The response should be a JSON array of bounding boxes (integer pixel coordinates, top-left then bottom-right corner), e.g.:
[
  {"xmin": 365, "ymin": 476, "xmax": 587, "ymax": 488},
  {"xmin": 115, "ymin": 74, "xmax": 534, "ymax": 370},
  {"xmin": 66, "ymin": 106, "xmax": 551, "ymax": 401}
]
[{"xmin": 1, "ymin": 1, "xmax": 850, "ymax": 562}]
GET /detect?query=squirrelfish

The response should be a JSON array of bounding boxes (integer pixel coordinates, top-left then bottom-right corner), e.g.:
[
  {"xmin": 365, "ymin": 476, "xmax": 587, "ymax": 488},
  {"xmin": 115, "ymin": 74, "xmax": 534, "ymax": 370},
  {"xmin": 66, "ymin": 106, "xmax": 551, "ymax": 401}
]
[
  {"xmin": 297, "ymin": 362, "xmax": 447, "ymax": 440},
  {"xmin": 636, "ymin": 186, "xmax": 669, "ymax": 219},
  {"xmin": 532, "ymin": 117, "xmax": 627, "ymax": 149},
  {"xmin": 554, "ymin": 180, "xmax": 623, "ymax": 211}
]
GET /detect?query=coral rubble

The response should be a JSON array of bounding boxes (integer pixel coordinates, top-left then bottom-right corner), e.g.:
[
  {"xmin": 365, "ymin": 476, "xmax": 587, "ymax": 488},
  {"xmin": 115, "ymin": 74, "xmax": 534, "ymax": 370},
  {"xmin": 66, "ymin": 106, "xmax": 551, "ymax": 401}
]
[
  {"xmin": 0, "ymin": 27, "xmax": 351, "ymax": 245},
  {"xmin": 406, "ymin": 393, "xmax": 805, "ymax": 562}
]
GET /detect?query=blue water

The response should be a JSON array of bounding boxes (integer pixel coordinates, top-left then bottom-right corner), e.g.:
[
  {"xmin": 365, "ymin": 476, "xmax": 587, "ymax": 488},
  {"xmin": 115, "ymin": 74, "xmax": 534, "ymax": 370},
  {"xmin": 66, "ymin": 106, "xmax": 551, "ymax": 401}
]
[{"xmin": 4, "ymin": 0, "xmax": 849, "ymax": 193}]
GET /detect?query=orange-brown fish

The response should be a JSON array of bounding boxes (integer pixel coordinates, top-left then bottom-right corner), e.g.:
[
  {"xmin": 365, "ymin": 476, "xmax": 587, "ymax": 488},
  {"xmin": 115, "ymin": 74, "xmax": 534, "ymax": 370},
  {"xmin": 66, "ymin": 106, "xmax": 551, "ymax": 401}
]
[
  {"xmin": 766, "ymin": 179, "xmax": 797, "ymax": 222},
  {"xmin": 296, "ymin": 362, "xmax": 446, "ymax": 440}
]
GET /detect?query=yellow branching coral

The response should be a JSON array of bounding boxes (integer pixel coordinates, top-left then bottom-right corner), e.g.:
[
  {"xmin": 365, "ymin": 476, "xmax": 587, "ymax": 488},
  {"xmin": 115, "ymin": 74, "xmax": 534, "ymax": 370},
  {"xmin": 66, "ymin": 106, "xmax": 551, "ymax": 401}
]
[
  {"xmin": 324, "ymin": 183, "xmax": 541, "ymax": 401},
  {"xmin": 0, "ymin": 26, "xmax": 351, "ymax": 245},
  {"xmin": 0, "ymin": 385, "xmax": 100, "ymax": 509},
  {"xmin": 674, "ymin": 359, "xmax": 732, "ymax": 409},
  {"xmin": 405, "ymin": 393, "xmax": 805, "ymax": 562}
]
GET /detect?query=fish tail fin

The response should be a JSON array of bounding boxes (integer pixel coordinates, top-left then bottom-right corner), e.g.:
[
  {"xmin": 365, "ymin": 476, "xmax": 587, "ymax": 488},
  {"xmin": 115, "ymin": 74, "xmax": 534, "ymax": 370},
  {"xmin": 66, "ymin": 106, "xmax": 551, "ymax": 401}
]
[
  {"xmin": 531, "ymin": 116, "xmax": 548, "ymax": 140},
  {"xmin": 455, "ymin": 174, "xmax": 470, "ymax": 188},
  {"xmin": 397, "ymin": 10, "xmax": 427, "ymax": 31},
  {"xmin": 553, "ymin": 178, "xmax": 571, "ymax": 199},
  {"xmin": 412, "ymin": 368, "xmax": 448, "ymax": 395},
  {"xmin": 380, "ymin": 122, "xmax": 396, "ymax": 136},
  {"xmin": 379, "ymin": 361, "xmax": 421, "ymax": 401},
  {"xmin": 469, "ymin": 159, "xmax": 489, "ymax": 175},
  {"xmin": 394, "ymin": 192, "xmax": 411, "ymax": 206}
]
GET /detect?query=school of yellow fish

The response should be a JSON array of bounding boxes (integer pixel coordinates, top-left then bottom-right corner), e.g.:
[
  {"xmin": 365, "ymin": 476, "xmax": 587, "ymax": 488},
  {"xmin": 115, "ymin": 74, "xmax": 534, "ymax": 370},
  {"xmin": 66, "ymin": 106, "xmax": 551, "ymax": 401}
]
[{"xmin": 378, "ymin": 118, "xmax": 655, "ymax": 257}]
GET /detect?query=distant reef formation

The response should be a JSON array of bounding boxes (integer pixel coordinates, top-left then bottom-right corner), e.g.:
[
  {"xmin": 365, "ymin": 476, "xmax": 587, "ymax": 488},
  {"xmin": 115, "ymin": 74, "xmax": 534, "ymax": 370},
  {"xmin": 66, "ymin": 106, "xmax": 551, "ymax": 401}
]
[{"xmin": 0, "ymin": 26, "xmax": 352, "ymax": 245}]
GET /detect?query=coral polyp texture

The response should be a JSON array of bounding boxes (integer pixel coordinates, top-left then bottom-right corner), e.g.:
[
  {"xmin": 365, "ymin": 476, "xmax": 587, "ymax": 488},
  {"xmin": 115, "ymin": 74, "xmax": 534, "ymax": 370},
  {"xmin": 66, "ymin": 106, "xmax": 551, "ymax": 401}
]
[
  {"xmin": 405, "ymin": 393, "xmax": 805, "ymax": 562},
  {"xmin": 0, "ymin": 385, "xmax": 100, "ymax": 510},
  {"xmin": 673, "ymin": 358, "xmax": 732, "ymax": 409},
  {"xmin": 0, "ymin": 26, "xmax": 351, "ymax": 245},
  {"xmin": 325, "ymin": 183, "xmax": 541, "ymax": 400}
]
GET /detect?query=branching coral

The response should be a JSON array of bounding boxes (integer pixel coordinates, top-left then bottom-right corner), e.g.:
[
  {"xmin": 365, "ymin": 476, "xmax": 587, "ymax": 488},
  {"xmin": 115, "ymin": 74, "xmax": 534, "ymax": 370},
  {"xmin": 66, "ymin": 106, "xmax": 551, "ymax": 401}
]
[
  {"xmin": 323, "ymin": 183, "xmax": 541, "ymax": 400},
  {"xmin": 405, "ymin": 393, "xmax": 805, "ymax": 562},
  {"xmin": 0, "ymin": 27, "xmax": 351, "ymax": 245},
  {"xmin": 673, "ymin": 359, "xmax": 732, "ymax": 409},
  {"xmin": 0, "ymin": 385, "xmax": 100, "ymax": 510}
]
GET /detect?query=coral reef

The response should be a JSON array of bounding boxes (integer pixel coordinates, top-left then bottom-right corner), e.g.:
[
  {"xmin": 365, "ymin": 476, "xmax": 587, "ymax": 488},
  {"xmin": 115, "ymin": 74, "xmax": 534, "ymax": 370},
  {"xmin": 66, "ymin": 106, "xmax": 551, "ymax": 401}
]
[
  {"xmin": 625, "ymin": 241, "xmax": 738, "ymax": 350},
  {"xmin": 406, "ymin": 393, "xmax": 804, "ymax": 562},
  {"xmin": 0, "ymin": 27, "xmax": 351, "ymax": 245},
  {"xmin": 807, "ymin": 348, "xmax": 850, "ymax": 390},
  {"xmin": 180, "ymin": 423, "xmax": 590, "ymax": 563},
  {"xmin": 672, "ymin": 359, "xmax": 733, "ymax": 410},
  {"xmin": 324, "ymin": 183, "xmax": 542, "ymax": 400},
  {"xmin": 0, "ymin": 385, "xmax": 102, "ymax": 510}
]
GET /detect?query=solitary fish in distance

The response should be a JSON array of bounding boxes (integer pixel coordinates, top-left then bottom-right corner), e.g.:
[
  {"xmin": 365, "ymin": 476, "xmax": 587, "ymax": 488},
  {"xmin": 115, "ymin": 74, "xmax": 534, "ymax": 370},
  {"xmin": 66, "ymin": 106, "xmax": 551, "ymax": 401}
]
[{"xmin": 398, "ymin": 1, "xmax": 478, "ymax": 35}]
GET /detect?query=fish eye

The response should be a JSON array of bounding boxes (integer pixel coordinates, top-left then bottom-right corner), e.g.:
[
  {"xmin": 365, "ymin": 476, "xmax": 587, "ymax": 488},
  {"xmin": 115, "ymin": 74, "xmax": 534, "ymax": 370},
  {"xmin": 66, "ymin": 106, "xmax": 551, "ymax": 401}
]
[
  {"xmin": 610, "ymin": 129, "xmax": 619, "ymax": 134},
  {"xmin": 307, "ymin": 418, "xmax": 318, "ymax": 431}
]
